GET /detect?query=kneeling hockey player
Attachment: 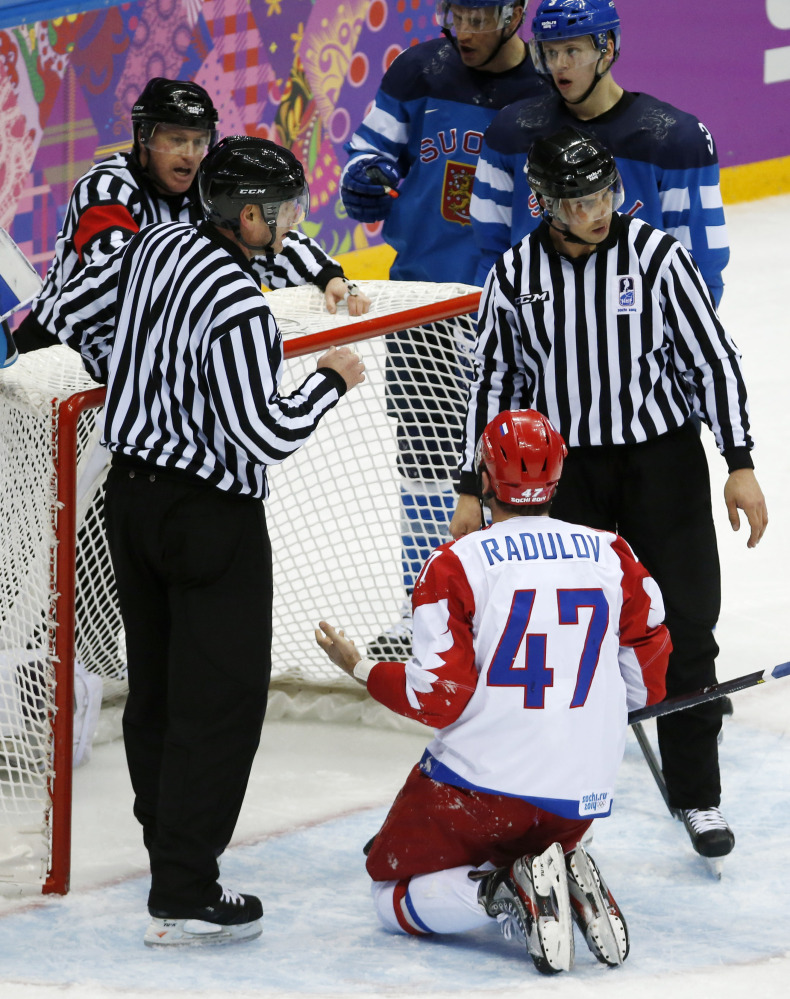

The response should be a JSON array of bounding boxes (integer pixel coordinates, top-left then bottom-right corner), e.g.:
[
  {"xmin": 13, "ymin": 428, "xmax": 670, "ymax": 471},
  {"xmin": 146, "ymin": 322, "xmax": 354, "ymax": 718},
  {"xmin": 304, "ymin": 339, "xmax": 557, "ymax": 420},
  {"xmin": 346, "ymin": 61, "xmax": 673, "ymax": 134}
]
[{"xmin": 316, "ymin": 409, "xmax": 670, "ymax": 974}]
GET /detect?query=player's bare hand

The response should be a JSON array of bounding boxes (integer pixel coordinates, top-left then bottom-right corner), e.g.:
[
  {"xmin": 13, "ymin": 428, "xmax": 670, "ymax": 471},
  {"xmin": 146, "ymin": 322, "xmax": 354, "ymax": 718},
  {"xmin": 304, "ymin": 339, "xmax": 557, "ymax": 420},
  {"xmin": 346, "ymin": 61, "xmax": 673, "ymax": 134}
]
[
  {"xmin": 450, "ymin": 494, "xmax": 482, "ymax": 539},
  {"xmin": 315, "ymin": 620, "xmax": 362, "ymax": 678},
  {"xmin": 323, "ymin": 277, "xmax": 371, "ymax": 317},
  {"xmin": 317, "ymin": 345, "xmax": 366, "ymax": 390},
  {"xmin": 724, "ymin": 468, "xmax": 768, "ymax": 548}
]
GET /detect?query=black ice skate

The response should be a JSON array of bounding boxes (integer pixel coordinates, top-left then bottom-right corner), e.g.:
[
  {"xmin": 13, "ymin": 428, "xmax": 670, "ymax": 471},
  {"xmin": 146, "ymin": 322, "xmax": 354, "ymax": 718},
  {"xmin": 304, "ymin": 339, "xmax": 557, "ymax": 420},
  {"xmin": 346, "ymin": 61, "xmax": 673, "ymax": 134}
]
[
  {"xmin": 365, "ymin": 628, "xmax": 412, "ymax": 661},
  {"xmin": 475, "ymin": 842, "xmax": 574, "ymax": 975},
  {"xmin": 565, "ymin": 845, "xmax": 629, "ymax": 966},
  {"xmin": 144, "ymin": 887, "xmax": 263, "ymax": 947},
  {"xmin": 366, "ymin": 600, "xmax": 413, "ymax": 661},
  {"xmin": 675, "ymin": 806, "xmax": 734, "ymax": 878}
]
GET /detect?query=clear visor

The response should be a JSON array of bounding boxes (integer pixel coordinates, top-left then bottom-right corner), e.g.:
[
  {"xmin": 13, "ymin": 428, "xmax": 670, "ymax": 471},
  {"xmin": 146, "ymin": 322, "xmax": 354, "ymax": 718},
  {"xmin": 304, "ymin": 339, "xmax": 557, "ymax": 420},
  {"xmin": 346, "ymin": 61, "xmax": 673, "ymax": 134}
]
[
  {"xmin": 529, "ymin": 36, "xmax": 603, "ymax": 74},
  {"xmin": 436, "ymin": 2, "xmax": 515, "ymax": 34},
  {"xmin": 544, "ymin": 178, "xmax": 624, "ymax": 226},
  {"xmin": 141, "ymin": 123, "xmax": 216, "ymax": 157},
  {"xmin": 261, "ymin": 193, "xmax": 310, "ymax": 230}
]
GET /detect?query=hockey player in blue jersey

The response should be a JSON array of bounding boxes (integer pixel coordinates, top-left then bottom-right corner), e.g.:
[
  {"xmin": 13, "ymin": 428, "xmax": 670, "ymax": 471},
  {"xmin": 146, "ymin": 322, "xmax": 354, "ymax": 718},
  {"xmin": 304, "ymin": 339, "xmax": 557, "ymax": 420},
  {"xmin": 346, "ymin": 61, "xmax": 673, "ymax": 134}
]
[
  {"xmin": 340, "ymin": 2, "xmax": 547, "ymax": 660},
  {"xmin": 470, "ymin": 0, "xmax": 729, "ymax": 301},
  {"xmin": 341, "ymin": 1, "xmax": 545, "ymax": 284}
]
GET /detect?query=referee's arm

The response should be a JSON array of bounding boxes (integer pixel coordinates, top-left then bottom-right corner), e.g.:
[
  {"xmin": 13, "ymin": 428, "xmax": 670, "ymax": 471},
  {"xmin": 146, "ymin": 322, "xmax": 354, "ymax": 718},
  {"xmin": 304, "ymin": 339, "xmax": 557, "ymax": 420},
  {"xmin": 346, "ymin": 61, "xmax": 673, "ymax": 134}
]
[
  {"xmin": 205, "ymin": 310, "xmax": 357, "ymax": 467},
  {"xmin": 662, "ymin": 245, "xmax": 768, "ymax": 547}
]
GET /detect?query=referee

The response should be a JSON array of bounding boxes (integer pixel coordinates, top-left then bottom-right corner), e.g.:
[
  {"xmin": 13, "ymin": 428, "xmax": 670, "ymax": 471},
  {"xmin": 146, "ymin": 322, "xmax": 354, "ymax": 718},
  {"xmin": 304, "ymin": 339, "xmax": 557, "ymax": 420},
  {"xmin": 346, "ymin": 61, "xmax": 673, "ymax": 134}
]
[
  {"xmin": 54, "ymin": 136, "xmax": 365, "ymax": 946},
  {"xmin": 451, "ymin": 127, "xmax": 767, "ymax": 866},
  {"xmin": 15, "ymin": 76, "xmax": 368, "ymax": 355}
]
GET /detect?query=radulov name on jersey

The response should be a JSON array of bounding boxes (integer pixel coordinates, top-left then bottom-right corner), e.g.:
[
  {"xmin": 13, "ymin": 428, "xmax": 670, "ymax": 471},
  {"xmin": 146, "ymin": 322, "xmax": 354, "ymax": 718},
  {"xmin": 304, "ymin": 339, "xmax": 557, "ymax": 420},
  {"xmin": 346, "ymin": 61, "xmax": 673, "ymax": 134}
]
[{"xmin": 481, "ymin": 531, "xmax": 601, "ymax": 566}]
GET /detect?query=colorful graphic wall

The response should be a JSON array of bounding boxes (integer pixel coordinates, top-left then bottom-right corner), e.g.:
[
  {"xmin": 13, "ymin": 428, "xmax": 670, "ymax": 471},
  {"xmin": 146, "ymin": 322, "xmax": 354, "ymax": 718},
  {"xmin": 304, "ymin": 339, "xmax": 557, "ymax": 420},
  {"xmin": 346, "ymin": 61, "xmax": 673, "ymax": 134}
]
[{"xmin": 1, "ymin": 0, "xmax": 788, "ymax": 279}]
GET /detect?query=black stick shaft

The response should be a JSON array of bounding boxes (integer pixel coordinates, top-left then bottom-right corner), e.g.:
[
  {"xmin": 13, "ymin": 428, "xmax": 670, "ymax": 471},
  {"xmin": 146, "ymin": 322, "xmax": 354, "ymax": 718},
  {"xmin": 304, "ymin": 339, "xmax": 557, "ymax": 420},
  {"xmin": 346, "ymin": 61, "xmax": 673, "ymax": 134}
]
[
  {"xmin": 631, "ymin": 721, "xmax": 673, "ymax": 814},
  {"xmin": 628, "ymin": 661, "xmax": 790, "ymax": 726}
]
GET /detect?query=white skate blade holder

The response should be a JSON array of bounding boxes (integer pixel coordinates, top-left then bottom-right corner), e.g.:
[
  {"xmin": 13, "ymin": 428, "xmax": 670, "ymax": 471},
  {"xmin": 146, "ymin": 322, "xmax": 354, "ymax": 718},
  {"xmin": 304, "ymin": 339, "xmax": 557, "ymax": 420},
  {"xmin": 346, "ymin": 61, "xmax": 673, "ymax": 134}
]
[
  {"xmin": 530, "ymin": 843, "xmax": 574, "ymax": 973},
  {"xmin": 144, "ymin": 916, "xmax": 262, "ymax": 947},
  {"xmin": 568, "ymin": 847, "xmax": 628, "ymax": 966}
]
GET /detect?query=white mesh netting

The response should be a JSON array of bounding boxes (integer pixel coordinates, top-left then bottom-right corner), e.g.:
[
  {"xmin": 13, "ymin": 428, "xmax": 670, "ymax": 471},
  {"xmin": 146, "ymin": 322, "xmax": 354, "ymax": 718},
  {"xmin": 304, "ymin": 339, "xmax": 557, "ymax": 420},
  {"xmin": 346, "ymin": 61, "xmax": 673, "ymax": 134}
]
[
  {"xmin": 0, "ymin": 279, "xmax": 480, "ymax": 886},
  {"xmin": 0, "ymin": 348, "xmax": 94, "ymax": 885}
]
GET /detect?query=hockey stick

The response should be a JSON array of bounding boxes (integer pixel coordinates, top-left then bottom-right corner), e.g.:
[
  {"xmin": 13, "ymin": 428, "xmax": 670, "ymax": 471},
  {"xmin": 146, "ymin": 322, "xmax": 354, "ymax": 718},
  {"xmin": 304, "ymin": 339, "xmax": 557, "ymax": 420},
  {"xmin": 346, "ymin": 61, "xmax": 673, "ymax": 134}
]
[
  {"xmin": 631, "ymin": 722, "xmax": 672, "ymax": 814},
  {"xmin": 628, "ymin": 660, "xmax": 790, "ymax": 726},
  {"xmin": 629, "ymin": 661, "xmax": 790, "ymax": 816}
]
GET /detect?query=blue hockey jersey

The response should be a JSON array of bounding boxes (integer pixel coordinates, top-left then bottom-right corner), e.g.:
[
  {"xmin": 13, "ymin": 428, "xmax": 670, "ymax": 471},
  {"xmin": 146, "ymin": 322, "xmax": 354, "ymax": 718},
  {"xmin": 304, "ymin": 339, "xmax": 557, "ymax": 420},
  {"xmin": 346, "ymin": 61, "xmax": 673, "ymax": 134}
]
[
  {"xmin": 343, "ymin": 38, "xmax": 546, "ymax": 285},
  {"xmin": 470, "ymin": 91, "xmax": 729, "ymax": 301}
]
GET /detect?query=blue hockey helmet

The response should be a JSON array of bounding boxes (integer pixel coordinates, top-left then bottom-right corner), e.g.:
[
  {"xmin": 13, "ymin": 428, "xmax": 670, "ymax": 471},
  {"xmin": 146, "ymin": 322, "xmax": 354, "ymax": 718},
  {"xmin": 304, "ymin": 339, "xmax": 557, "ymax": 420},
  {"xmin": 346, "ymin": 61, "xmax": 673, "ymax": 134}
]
[{"xmin": 530, "ymin": 0, "xmax": 620, "ymax": 79}]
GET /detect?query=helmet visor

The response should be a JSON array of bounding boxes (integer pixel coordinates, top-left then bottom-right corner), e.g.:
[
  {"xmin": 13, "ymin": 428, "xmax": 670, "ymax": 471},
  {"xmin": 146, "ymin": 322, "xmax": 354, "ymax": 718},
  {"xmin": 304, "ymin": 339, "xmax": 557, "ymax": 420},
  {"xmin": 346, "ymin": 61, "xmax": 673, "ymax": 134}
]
[
  {"xmin": 141, "ymin": 123, "xmax": 216, "ymax": 157},
  {"xmin": 544, "ymin": 177, "xmax": 624, "ymax": 226},
  {"xmin": 436, "ymin": 2, "xmax": 516, "ymax": 34},
  {"xmin": 261, "ymin": 192, "xmax": 310, "ymax": 230},
  {"xmin": 529, "ymin": 35, "xmax": 606, "ymax": 77}
]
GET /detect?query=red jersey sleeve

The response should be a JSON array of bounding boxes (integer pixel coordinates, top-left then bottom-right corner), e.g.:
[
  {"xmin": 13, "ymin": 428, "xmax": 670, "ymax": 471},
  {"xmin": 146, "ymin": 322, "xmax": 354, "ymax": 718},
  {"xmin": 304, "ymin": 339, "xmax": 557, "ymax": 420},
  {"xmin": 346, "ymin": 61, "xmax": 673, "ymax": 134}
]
[
  {"xmin": 612, "ymin": 535, "xmax": 671, "ymax": 708},
  {"xmin": 365, "ymin": 543, "xmax": 479, "ymax": 727}
]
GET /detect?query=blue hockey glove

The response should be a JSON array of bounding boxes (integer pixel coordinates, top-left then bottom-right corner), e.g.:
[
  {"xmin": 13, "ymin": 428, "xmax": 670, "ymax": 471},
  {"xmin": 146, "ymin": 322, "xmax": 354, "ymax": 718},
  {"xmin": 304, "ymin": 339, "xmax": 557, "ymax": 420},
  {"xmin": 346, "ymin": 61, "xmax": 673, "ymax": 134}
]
[{"xmin": 341, "ymin": 157, "xmax": 401, "ymax": 222}]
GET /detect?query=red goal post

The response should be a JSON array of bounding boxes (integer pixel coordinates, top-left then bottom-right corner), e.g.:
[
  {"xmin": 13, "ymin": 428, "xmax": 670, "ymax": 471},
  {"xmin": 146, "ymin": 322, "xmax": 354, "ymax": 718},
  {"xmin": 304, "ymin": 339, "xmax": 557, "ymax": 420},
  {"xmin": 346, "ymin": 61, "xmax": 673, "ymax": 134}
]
[{"xmin": 0, "ymin": 279, "xmax": 480, "ymax": 895}]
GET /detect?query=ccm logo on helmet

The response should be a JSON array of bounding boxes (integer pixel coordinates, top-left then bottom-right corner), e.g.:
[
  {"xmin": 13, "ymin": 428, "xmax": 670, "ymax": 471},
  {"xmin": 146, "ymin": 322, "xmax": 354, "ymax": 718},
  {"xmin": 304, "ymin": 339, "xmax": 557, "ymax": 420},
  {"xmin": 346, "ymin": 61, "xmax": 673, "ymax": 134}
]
[{"xmin": 237, "ymin": 188, "xmax": 267, "ymax": 195}]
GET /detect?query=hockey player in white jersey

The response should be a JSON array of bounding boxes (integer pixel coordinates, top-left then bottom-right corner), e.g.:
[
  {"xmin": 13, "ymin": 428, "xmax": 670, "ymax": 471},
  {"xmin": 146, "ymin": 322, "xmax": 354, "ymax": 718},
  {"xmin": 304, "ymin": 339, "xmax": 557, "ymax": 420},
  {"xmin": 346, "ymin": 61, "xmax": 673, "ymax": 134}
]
[{"xmin": 316, "ymin": 409, "xmax": 670, "ymax": 975}]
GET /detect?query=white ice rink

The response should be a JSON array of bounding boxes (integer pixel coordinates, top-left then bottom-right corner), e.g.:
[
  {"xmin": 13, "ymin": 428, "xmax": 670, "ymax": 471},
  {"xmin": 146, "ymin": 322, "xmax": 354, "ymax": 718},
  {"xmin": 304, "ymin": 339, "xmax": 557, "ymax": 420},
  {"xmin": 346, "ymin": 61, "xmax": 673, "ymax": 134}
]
[{"xmin": 1, "ymin": 195, "xmax": 789, "ymax": 998}]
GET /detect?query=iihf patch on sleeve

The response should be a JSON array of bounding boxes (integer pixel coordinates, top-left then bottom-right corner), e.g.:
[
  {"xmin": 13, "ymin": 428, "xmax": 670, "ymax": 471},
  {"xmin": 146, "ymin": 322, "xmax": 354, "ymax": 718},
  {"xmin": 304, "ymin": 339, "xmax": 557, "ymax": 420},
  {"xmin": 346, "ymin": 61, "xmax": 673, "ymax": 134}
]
[
  {"xmin": 613, "ymin": 274, "xmax": 641, "ymax": 315},
  {"xmin": 579, "ymin": 789, "xmax": 613, "ymax": 816}
]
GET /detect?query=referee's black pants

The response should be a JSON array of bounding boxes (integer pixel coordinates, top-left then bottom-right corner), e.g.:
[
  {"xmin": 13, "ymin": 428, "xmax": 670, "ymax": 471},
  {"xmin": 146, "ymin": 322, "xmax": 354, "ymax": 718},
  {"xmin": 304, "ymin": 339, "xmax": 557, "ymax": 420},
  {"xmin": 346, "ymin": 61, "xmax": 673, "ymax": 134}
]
[
  {"xmin": 104, "ymin": 463, "xmax": 272, "ymax": 911},
  {"xmin": 550, "ymin": 422, "xmax": 723, "ymax": 809}
]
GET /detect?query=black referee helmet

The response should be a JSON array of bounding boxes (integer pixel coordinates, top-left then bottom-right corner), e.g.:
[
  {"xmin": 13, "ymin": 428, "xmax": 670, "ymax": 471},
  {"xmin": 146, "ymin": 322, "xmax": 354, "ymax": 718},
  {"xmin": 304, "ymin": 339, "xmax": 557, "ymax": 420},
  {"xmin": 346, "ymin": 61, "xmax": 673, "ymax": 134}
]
[
  {"xmin": 526, "ymin": 126, "xmax": 618, "ymax": 201},
  {"xmin": 198, "ymin": 136, "xmax": 310, "ymax": 241},
  {"xmin": 131, "ymin": 77, "xmax": 219, "ymax": 145},
  {"xmin": 526, "ymin": 127, "xmax": 624, "ymax": 234}
]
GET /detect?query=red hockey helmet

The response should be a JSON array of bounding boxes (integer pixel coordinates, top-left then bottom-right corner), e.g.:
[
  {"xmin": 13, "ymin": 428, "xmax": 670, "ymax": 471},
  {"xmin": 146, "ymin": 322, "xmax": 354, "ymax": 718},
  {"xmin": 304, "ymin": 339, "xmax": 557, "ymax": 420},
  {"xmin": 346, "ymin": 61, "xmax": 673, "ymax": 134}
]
[{"xmin": 475, "ymin": 409, "xmax": 567, "ymax": 505}]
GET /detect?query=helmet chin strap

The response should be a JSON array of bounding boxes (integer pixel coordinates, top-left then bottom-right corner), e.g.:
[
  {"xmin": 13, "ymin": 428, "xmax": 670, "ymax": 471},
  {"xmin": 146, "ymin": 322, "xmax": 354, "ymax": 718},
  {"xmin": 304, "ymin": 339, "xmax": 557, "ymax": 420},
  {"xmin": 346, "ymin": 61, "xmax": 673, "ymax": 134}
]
[
  {"xmin": 546, "ymin": 215, "xmax": 601, "ymax": 247},
  {"xmin": 238, "ymin": 236, "xmax": 271, "ymax": 253},
  {"xmin": 477, "ymin": 468, "xmax": 495, "ymax": 529},
  {"xmin": 236, "ymin": 213, "xmax": 278, "ymax": 254},
  {"xmin": 552, "ymin": 48, "xmax": 616, "ymax": 106}
]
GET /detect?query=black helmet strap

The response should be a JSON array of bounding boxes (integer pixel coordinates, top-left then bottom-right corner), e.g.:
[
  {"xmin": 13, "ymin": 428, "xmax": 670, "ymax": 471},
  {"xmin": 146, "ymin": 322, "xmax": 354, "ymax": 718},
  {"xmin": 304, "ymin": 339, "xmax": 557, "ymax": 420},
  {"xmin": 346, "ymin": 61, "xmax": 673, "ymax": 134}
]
[{"xmin": 548, "ymin": 35, "xmax": 618, "ymax": 106}]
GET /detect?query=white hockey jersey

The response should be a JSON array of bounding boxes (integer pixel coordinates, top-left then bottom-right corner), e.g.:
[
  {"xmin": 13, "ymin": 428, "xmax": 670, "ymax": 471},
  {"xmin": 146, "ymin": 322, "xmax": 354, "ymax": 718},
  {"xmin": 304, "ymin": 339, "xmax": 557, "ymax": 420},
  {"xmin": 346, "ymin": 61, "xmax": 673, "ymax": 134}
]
[{"xmin": 365, "ymin": 516, "xmax": 670, "ymax": 820}]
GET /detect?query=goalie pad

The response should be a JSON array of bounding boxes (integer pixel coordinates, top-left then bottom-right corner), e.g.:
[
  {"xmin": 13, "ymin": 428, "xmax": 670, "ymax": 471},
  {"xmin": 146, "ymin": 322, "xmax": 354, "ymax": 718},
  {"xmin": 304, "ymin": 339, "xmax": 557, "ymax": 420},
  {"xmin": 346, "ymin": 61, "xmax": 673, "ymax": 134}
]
[
  {"xmin": 73, "ymin": 660, "xmax": 103, "ymax": 769},
  {"xmin": 0, "ymin": 227, "xmax": 43, "ymax": 323}
]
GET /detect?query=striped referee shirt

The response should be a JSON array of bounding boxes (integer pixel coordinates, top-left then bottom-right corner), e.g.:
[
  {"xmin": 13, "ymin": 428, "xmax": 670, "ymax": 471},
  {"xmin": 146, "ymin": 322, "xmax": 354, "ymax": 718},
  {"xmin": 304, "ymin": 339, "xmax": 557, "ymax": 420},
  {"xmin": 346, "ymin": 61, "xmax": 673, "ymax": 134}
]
[
  {"xmin": 459, "ymin": 213, "xmax": 753, "ymax": 491},
  {"xmin": 31, "ymin": 151, "xmax": 343, "ymax": 335},
  {"xmin": 53, "ymin": 221, "xmax": 346, "ymax": 499}
]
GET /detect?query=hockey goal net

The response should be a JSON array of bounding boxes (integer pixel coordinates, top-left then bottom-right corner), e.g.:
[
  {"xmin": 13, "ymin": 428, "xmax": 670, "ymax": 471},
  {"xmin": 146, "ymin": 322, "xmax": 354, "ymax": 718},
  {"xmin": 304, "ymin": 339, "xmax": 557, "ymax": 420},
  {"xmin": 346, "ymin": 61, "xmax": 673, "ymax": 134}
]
[{"xmin": 0, "ymin": 279, "xmax": 480, "ymax": 893}]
